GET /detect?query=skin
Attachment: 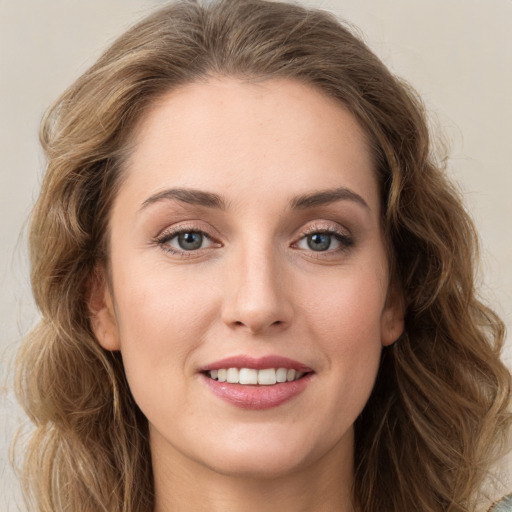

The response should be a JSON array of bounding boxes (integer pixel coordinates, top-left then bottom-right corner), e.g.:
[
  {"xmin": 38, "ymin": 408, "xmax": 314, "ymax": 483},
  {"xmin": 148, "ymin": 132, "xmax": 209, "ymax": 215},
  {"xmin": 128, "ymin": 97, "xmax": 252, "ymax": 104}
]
[{"xmin": 90, "ymin": 77, "xmax": 404, "ymax": 512}]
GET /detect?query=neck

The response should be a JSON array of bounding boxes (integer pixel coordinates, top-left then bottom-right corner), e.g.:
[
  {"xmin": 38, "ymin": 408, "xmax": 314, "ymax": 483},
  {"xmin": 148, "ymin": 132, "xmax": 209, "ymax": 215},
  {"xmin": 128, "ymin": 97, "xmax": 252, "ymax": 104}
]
[{"xmin": 152, "ymin": 432, "xmax": 355, "ymax": 512}]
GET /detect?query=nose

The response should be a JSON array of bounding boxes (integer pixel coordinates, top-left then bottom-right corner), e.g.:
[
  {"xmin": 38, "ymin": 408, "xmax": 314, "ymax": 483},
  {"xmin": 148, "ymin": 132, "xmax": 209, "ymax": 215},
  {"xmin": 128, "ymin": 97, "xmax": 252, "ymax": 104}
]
[{"xmin": 221, "ymin": 244, "xmax": 293, "ymax": 335}]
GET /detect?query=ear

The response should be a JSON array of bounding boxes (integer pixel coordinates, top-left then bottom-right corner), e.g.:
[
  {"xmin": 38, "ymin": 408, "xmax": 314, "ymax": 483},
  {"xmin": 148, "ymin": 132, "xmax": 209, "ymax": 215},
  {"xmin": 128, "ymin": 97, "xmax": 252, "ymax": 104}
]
[
  {"xmin": 380, "ymin": 283, "xmax": 405, "ymax": 347},
  {"xmin": 87, "ymin": 266, "xmax": 121, "ymax": 351}
]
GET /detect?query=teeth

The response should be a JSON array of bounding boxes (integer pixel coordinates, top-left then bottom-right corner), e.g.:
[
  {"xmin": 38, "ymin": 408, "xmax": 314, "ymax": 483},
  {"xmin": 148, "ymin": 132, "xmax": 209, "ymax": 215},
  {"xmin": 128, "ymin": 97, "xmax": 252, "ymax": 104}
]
[
  {"xmin": 226, "ymin": 368, "xmax": 239, "ymax": 383},
  {"xmin": 207, "ymin": 367, "xmax": 306, "ymax": 385},
  {"xmin": 258, "ymin": 368, "xmax": 276, "ymax": 385},
  {"xmin": 239, "ymin": 368, "xmax": 258, "ymax": 385},
  {"xmin": 276, "ymin": 368, "xmax": 287, "ymax": 383}
]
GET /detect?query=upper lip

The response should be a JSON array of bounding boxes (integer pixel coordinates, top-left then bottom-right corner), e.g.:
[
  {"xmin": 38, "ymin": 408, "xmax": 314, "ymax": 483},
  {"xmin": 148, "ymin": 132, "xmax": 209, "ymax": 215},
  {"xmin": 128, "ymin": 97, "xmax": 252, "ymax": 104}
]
[{"xmin": 201, "ymin": 355, "xmax": 313, "ymax": 373}]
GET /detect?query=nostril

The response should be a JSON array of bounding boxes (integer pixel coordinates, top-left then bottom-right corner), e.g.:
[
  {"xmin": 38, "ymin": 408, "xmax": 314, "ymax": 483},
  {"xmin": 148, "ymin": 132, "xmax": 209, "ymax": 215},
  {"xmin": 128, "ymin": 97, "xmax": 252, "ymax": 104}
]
[{"xmin": 235, "ymin": 319, "xmax": 283, "ymax": 327}]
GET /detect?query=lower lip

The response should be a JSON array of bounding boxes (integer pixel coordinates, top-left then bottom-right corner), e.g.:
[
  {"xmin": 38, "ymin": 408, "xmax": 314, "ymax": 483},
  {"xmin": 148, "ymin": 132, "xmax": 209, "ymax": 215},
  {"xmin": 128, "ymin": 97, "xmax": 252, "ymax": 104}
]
[{"xmin": 202, "ymin": 373, "xmax": 312, "ymax": 410}]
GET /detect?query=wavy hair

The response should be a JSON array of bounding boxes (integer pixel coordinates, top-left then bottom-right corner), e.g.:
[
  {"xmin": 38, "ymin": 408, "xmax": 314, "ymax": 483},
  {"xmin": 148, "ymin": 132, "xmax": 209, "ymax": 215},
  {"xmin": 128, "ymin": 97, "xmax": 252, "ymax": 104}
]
[{"xmin": 15, "ymin": 0, "xmax": 511, "ymax": 510}]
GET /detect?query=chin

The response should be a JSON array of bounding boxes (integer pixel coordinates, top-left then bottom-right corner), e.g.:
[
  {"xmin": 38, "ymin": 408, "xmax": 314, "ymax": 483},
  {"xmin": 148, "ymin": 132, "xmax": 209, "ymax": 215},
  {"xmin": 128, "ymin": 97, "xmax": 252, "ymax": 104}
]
[
  {"xmin": 202, "ymin": 450, "xmax": 310, "ymax": 480},
  {"xmin": 192, "ymin": 428, "xmax": 334, "ymax": 480}
]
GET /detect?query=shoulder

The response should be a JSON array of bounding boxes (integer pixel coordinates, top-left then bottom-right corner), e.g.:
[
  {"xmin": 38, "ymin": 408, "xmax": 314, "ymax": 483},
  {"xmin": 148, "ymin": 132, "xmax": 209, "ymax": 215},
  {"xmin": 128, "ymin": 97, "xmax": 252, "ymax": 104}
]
[{"xmin": 488, "ymin": 495, "xmax": 512, "ymax": 512}]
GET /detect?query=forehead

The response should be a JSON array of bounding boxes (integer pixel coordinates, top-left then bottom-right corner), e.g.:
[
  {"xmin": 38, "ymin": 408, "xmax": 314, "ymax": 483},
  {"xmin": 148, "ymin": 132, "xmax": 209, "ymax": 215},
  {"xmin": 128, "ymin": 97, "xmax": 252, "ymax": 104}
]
[{"xmin": 122, "ymin": 77, "xmax": 378, "ymax": 211}]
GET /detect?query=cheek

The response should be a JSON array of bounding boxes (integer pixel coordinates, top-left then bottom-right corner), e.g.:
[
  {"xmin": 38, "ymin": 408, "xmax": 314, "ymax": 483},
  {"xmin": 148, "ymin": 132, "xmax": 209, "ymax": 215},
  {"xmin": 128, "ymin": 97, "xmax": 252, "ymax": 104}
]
[
  {"xmin": 115, "ymin": 259, "xmax": 216, "ymax": 331},
  {"xmin": 110, "ymin": 262, "xmax": 219, "ymax": 387},
  {"xmin": 300, "ymin": 268, "xmax": 386, "ymax": 407},
  {"xmin": 303, "ymin": 263, "xmax": 387, "ymax": 343}
]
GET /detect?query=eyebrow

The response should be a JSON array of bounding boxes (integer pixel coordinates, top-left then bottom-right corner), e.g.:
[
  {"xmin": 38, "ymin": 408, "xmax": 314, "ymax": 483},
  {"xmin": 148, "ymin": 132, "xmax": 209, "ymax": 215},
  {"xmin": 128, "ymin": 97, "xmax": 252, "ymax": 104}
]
[
  {"xmin": 141, "ymin": 188, "xmax": 226, "ymax": 210},
  {"xmin": 140, "ymin": 186, "xmax": 369, "ymax": 212},
  {"xmin": 290, "ymin": 187, "xmax": 370, "ymax": 211}
]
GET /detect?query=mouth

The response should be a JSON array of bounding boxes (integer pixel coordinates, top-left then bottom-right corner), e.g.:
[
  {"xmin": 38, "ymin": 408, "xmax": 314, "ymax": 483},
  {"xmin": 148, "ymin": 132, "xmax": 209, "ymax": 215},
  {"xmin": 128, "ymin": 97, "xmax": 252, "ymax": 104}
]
[
  {"xmin": 200, "ymin": 355, "xmax": 314, "ymax": 409},
  {"xmin": 204, "ymin": 367, "xmax": 307, "ymax": 385}
]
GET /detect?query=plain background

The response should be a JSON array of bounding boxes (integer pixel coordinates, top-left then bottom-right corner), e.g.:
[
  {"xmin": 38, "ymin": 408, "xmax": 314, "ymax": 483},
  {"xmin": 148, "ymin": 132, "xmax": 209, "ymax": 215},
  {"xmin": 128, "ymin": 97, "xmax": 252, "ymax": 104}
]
[{"xmin": 1, "ymin": 0, "xmax": 511, "ymax": 509}]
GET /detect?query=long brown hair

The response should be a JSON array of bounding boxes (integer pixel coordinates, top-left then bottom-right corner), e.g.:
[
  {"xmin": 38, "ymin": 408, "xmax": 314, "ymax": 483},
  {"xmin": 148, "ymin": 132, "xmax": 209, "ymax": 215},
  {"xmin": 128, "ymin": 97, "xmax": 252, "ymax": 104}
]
[{"xmin": 16, "ymin": 0, "xmax": 511, "ymax": 510}]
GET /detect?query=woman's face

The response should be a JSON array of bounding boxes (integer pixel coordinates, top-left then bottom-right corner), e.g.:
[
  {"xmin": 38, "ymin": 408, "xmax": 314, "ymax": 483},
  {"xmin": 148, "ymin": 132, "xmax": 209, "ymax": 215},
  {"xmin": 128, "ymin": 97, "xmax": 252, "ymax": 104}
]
[{"xmin": 91, "ymin": 78, "xmax": 403, "ymax": 480}]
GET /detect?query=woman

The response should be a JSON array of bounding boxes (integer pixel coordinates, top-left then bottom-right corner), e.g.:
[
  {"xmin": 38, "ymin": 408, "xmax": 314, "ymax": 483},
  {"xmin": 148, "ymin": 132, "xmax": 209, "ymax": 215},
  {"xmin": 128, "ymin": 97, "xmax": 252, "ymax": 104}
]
[{"xmin": 15, "ymin": 0, "xmax": 511, "ymax": 510}]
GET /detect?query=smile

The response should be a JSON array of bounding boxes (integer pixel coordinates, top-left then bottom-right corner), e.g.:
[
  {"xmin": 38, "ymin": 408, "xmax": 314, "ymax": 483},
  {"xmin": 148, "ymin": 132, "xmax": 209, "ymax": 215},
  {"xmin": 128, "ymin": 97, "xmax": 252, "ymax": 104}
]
[
  {"xmin": 207, "ymin": 367, "xmax": 305, "ymax": 385},
  {"xmin": 201, "ymin": 355, "xmax": 313, "ymax": 409}
]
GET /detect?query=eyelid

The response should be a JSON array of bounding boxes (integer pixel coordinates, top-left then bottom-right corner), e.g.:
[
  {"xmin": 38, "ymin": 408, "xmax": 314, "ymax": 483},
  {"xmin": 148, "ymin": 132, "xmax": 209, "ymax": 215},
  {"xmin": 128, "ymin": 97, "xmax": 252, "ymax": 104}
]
[
  {"xmin": 291, "ymin": 221, "xmax": 354, "ymax": 254},
  {"xmin": 296, "ymin": 221, "xmax": 351, "ymax": 240},
  {"xmin": 155, "ymin": 222, "xmax": 222, "ymax": 255},
  {"xmin": 153, "ymin": 220, "xmax": 353, "ymax": 257}
]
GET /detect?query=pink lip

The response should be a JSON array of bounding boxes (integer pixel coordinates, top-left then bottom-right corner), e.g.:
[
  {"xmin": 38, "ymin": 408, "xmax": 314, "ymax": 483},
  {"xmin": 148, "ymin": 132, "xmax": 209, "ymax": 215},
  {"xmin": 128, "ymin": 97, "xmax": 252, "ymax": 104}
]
[
  {"xmin": 201, "ymin": 355, "xmax": 313, "ymax": 372},
  {"xmin": 202, "ymin": 374, "xmax": 312, "ymax": 410},
  {"xmin": 200, "ymin": 355, "xmax": 314, "ymax": 410}
]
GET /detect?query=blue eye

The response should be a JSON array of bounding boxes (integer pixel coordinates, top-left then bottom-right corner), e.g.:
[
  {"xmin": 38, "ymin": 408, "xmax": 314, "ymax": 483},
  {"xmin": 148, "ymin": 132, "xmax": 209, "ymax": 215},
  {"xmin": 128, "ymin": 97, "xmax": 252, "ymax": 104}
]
[
  {"xmin": 296, "ymin": 229, "xmax": 352, "ymax": 253},
  {"xmin": 159, "ymin": 230, "xmax": 214, "ymax": 252},
  {"xmin": 307, "ymin": 233, "xmax": 332, "ymax": 251},
  {"xmin": 176, "ymin": 231, "xmax": 203, "ymax": 250}
]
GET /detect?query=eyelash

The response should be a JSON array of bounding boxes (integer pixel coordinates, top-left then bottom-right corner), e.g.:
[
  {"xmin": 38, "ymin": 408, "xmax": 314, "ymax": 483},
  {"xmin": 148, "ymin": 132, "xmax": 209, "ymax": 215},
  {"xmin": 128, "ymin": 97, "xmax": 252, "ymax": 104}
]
[
  {"xmin": 155, "ymin": 224, "xmax": 219, "ymax": 257},
  {"xmin": 155, "ymin": 223, "xmax": 353, "ymax": 257},
  {"xmin": 290, "ymin": 225, "xmax": 354, "ymax": 260}
]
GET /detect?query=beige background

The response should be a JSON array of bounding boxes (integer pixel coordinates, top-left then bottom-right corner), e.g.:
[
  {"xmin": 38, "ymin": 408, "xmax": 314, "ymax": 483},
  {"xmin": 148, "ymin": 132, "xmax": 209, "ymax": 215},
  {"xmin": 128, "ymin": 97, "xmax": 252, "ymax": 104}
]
[{"xmin": 1, "ymin": 0, "xmax": 511, "ymax": 509}]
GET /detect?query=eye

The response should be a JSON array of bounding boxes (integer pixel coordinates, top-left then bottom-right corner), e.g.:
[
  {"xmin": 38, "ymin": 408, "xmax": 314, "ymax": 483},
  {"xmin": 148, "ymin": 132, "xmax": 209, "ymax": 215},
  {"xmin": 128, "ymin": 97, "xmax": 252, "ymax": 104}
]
[
  {"xmin": 295, "ymin": 229, "xmax": 353, "ymax": 253},
  {"xmin": 157, "ymin": 228, "xmax": 217, "ymax": 253},
  {"xmin": 305, "ymin": 233, "xmax": 332, "ymax": 251},
  {"xmin": 174, "ymin": 231, "xmax": 205, "ymax": 250}
]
